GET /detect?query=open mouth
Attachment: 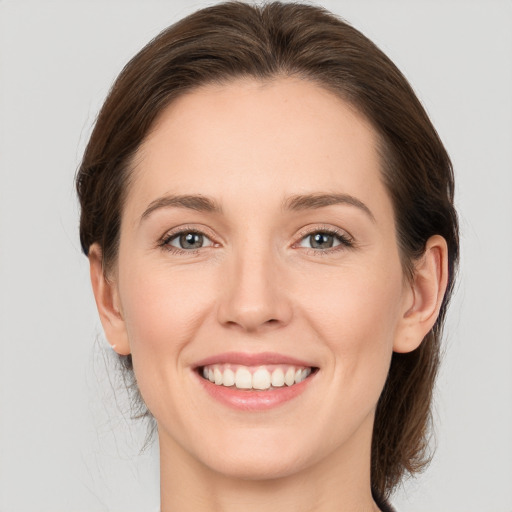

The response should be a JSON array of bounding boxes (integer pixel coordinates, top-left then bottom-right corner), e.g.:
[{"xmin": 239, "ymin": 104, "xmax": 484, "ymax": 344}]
[{"xmin": 198, "ymin": 364, "xmax": 318, "ymax": 391}]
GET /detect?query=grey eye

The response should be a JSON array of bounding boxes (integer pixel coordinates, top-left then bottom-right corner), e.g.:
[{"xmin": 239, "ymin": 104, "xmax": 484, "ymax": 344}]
[
  {"xmin": 299, "ymin": 232, "xmax": 343, "ymax": 250},
  {"xmin": 168, "ymin": 232, "xmax": 213, "ymax": 250}
]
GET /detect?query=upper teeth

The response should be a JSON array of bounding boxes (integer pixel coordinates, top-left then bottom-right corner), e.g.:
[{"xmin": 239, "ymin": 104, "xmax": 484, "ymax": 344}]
[{"xmin": 202, "ymin": 364, "xmax": 312, "ymax": 390}]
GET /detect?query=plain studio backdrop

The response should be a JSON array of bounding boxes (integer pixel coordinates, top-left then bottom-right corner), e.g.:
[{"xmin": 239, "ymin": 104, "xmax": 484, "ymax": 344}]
[{"xmin": 0, "ymin": 1, "xmax": 511, "ymax": 511}]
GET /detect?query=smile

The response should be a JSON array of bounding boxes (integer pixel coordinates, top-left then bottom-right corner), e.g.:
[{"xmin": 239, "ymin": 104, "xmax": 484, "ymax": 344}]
[
  {"xmin": 194, "ymin": 352, "xmax": 319, "ymax": 410},
  {"xmin": 201, "ymin": 364, "xmax": 313, "ymax": 391}
]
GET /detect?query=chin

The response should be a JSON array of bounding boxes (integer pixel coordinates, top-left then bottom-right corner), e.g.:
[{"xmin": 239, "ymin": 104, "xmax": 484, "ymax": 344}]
[
  {"xmin": 182, "ymin": 422, "xmax": 331, "ymax": 482},
  {"xmin": 204, "ymin": 447, "xmax": 310, "ymax": 481}
]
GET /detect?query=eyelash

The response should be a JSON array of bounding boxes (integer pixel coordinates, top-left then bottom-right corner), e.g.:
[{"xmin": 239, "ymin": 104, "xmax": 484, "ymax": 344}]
[
  {"xmin": 158, "ymin": 225, "xmax": 354, "ymax": 255},
  {"xmin": 158, "ymin": 225, "xmax": 217, "ymax": 255},
  {"xmin": 294, "ymin": 226, "xmax": 354, "ymax": 255}
]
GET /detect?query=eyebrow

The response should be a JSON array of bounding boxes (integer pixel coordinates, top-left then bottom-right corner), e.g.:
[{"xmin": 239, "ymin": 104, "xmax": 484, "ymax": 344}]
[
  {"xmin": 284, "ymin": 193, "xmax": 375, "ymax": 222},
  {"xmin": 140, "ymin": 192, "xmax": 375, "ymax": 223},
  {"xmin": 140, "ymin": 194, "xmax": 222, "ymax": 222}
]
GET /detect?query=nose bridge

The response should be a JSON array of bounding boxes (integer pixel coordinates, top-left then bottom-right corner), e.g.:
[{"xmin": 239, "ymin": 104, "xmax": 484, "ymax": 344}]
[{"xmin": 217, "ymin": 234, "xmax": 292, "ymax": 332}]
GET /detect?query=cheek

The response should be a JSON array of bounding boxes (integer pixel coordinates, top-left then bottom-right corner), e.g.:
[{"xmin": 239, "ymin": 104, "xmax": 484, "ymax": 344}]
[
  {"xmin": 116, "ymin": 261, "xmax": 221, "ymax": 424},
  {"xmin": 118, "ymin": 261, "xmax": 217, "ymax": 365},
  {"xmin": 299, "ymin": 259, "xmax": 404, "ymax": 396},
  {"xmin": 303, "ymin": 261, "xmax": 403, "ymax": 341}
]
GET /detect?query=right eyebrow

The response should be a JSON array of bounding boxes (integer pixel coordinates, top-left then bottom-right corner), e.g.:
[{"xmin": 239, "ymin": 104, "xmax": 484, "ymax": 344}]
[{"xmin": 140, "ymin": 194, "xmax": 222, "ymax": 223}]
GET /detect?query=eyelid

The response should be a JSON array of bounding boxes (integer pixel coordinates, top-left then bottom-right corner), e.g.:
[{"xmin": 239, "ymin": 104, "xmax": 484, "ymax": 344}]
[
  {"xmin": 157, "ymin": 223, "xmax": 354, "ymax": 254},
  {"xmin": 158, "ymin": 224, "xmax": 220, "ymax": 252},
  {"xmin": 168, "ymin": 232, "xmax": 214, "ymax": 249},
  {"xmin": 292, "ymin": 224, "xmax": 355, "ymax": 251}
]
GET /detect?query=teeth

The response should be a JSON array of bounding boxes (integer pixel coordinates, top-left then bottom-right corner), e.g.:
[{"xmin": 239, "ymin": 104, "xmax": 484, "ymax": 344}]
[
  {"xmin": 201, "ymin": 364, "xmax": 313, "ymax": 390},
  {"xmin": 271, "ymin": 368, "xmax": 285, "ymax": 387},
  {"xmin": 285, "ymin": 367, "xmax": 295, "ymax": 386},
  {"xmin": 223, "ymin": 368, "xmax": 235, "ymax": 387},
  {"xmin": 252, "ymin": 368, "xmax": 271, "ymax": 390},
  {"xmin": 235, "ymin": 367, "xmax": 252, "ymax": 389},
  {"xmin": 294, "ymin": 368, "xmax": 311, "ymax": 384}
]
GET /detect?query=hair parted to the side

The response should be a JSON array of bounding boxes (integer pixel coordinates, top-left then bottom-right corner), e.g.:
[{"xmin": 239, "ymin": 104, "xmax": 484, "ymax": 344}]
[{"xmin": 76, "ymin": 1, "xmax": 459, "ymax": 499}]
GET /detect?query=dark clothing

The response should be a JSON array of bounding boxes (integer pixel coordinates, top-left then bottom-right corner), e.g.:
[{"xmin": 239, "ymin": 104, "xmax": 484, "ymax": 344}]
[
  {"xmin": 373, "ymin": 489, "xmax": 397, "ymax": 512},
  {"xmin": 377, "ymin": 498, "xmax": 396, "ymax": 512}
]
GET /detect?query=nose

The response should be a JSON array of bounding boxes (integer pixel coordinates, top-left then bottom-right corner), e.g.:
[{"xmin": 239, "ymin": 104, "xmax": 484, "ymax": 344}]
[{"xmin": 216, "ymin": 246, "xmax": 293, "ymax": 333}]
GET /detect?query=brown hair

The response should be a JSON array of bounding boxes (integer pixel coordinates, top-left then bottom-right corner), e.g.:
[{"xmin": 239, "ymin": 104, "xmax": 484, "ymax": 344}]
[{"xmin": 76, "ymin": 1, "xmax": 459, "ymax": 499}]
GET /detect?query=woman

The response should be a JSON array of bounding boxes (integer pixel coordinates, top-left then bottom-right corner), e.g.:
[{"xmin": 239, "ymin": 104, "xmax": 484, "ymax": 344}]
[{"xmin": 76, "ymin": 2, "xmax": 459, "ymax": 510}]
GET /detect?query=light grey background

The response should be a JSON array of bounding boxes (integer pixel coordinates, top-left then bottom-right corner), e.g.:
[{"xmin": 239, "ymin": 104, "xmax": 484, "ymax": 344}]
[{"xmin": 1, "ymin": 1, "xmax": 511, "ymax": 511}]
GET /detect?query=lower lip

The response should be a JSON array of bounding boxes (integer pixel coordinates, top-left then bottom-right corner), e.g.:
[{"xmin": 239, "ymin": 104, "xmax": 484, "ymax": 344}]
[{"xmin": 196, "ymin": 371, "xmax": 316, "ymax": 411}]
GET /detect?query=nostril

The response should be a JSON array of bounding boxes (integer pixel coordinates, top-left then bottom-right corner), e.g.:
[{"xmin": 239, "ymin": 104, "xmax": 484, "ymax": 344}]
[{"xmin": 222, "ymin": 313, "xmax": 284, "ymax": 332}]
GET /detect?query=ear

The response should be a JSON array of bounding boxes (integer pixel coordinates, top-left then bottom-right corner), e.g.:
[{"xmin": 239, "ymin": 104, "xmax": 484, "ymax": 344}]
[
  {"xmin": 393, "ymin": 235, "xmax": 449, "ymax": 353},
  {"xmin": 88, "ymin": 244, "xmax": 131, "ymax": 355}
]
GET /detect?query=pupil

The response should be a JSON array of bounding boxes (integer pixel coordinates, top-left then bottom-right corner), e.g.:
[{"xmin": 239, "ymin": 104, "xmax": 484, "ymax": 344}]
[
  {"xmin": 311, "ymin": 233, "xmax": 333, "ymax": 249},
  {"xmin": 180, "ymin": 232, "xmax": 203, "ymax": 249}
]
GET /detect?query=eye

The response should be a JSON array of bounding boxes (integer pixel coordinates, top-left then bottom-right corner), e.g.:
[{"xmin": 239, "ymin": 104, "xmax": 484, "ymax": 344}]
[
  {"xmin": 297, "ymin": 230, "xmax": 352, "ymax": 250},
  {"xmin": 164, "ymin": 231, "xmax": 214, "ymax": 250}
]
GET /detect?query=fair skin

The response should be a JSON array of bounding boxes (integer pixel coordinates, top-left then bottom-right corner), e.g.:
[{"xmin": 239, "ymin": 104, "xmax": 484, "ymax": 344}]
[{"xmin": 89, "ymin": 78, "xmax": 448, "ymax": 512}]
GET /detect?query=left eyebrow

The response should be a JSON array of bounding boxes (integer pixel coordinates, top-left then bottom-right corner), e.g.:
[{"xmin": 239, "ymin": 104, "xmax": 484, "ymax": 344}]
[{"xmin": 283, "ymin": 193, "xmax": 376, "ymax": 223}]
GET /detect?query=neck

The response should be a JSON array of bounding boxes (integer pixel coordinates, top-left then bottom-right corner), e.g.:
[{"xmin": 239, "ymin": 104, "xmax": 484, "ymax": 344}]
[{"xmin": 159, "ymin": 419, "xmax": 380, "ymax": 512}]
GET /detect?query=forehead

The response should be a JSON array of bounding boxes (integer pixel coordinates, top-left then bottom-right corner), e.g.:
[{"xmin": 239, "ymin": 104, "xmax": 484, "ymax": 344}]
[{"xmin": 127, "ymin": 77, "xmax": 390, "ymax": 221}]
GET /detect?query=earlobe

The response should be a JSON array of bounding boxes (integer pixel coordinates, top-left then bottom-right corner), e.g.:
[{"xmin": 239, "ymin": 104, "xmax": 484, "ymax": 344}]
[
  {"xmin": 88, "ymin": 244, "xmax": 131, "ymax": 355},
  {"xmin": 393, "ymin": 235, "xmax": 449, "ymax": 353}
]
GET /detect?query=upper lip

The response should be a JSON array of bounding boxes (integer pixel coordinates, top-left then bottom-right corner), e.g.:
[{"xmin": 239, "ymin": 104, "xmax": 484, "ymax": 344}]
[{"xmin": 194, "ymin": 351, "xmax": 316, "ymax": 368}]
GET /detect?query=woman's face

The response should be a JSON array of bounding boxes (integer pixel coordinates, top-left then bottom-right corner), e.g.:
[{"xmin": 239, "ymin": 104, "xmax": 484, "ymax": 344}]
[{"xmin": 108, "ymin": 78, "xmax": 413, "ymax": 479}]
